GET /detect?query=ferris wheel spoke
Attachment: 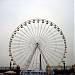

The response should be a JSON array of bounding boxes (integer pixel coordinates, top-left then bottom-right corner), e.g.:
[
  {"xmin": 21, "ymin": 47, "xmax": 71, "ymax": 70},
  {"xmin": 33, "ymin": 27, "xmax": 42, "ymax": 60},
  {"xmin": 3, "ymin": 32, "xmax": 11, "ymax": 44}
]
[
  {"xmin": 43, "ymin": 49, "xmax": 60, "ymax": 64},
  {"xmin": 30, "ymin": 23, "xmax": 35, "ymax": 37},
  {"xmin": 42, "ymin": 23, "xmax": 51, "ymax": 37},
  {"xmin": 48, "ymin": 36, "xmax": 62, "ymax": 41},
  {"xmin": 11, "ymin": 45, "xmax": 27, "ymax": 49},
  {"xmin": 13, "ymin": 50, "xmax": 28, "ymax": 58},
  {"xmin": 31, "ymin": 54, "xmax": 36, "ymax": 70},
  {"xmin": 49, "ymin": 43, "xmax": 65, "ymax": 46},
  {"xmin": 12, "ymin": 39, "xmax": 24, "ymax": 43},
  {"xmin": 16, "ymin": 32, "xmax": 30, "ymax": 40},
  {"xmin": 42, "ymin": 56, "xmax": 46, "ymax": 70},
  {"xmin": 11, "ymin": 39, "xmax": 29, "ymax": 45},
  {"xmin": 15, "ymin": 50, "xmax": 32, "ymax": 65},
  {"xmin": 44, "ymin": 47, "xmax": 62, "ymax": 59},
  {"xmin": 35, "ymin": 19, "xmax": 39, "ymax": 38},
  {"xmin": 49, "ymin": 40, "xmax": 64, "ymax": 43},
  {"xmin": 11, "ymin": 43, "xmax": 27, "ymax": 46},
  {"xmin": 19, "ymin": 28, "xmax": 32, "ymax": 40},
  {"xmin": 43, "ymin": 27, "xmax": 54, "ymax": 38},
  {"xmin": 26, "ymin": 23, "xmax": 34, "ymax": 37},
  {"xmin": 49, "ymin": 38, "xmax": 62, "ymax": 44},
  {"xmin": 41, "ymin": 23, "xmax": 47, "ymax": 36},
  {"xmin": 49, "ymin": 42, "xmax": 64, "ymax": 46},
  {"xmin": 12, "ymin": 47, "xmax": 28, "ymax": 53},
  {"xmin": 37, "ymin": 22, "xmax": 40, "ymax": 38},
  {"xmin": 27, "ymin": 20, "xmax": 35, "ymax": 37},
  {"xmin": 39, "ymin": 23, "xmax": 43, "ymax": 37},
  {"xmin": 14, "ymin": 35, "xmax": 28, "ymax": 41},
  {"xmin": 46, "ymin": 47, "xmax": 64, "ymax": 55},
  {"xmin": 19, "ymin": 51, "xmax": 32, "ymax": 65},
  {"xmin": 47, "ymin": 46, "xmax": 65, "ymax": 51},
  {"xmin": 15, "ymin": 50, "xmax": 31, "ymax": 63},
  {"xmin": 15, "ymin": 51, "xmax": 29, "ymax": 62},
  {"xmin": 41, "ymin": 21, "xmax": 50, "ymax": 37},
  {"xmin": 23, "ymin": 26, "xmax": 33, "ymax": 38},
  {"xmin": 33, "ymin": 22, "xmax": 36, "ymax": 37},
  {"xmin": 38, "ymin": 20, "xmax": 42, "ymax": 38},
  {"xmin": 45, "ymin": 29, "xmax": 57, "ymax": 39},
  {"xmin": 47, "ymin": 32, "xmax": 60, "ymax": 40},
  {"xmin": 22, "ymin": 52, "xmax": 34, "ymax": 69},
  {"xmin": 11, "ymin": 40, "xmax": 29, "ymax": 45},
  {"xmin": 42, "ymin": 51, "xmax": 55, "ymax": 66}
]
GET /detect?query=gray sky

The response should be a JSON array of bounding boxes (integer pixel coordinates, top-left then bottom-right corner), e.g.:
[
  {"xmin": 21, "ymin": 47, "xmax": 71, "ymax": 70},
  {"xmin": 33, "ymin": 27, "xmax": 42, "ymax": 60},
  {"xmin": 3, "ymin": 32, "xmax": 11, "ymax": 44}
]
[{"xmin": 0, "ymin": 0, "xmax": 74, "ymax": 67}]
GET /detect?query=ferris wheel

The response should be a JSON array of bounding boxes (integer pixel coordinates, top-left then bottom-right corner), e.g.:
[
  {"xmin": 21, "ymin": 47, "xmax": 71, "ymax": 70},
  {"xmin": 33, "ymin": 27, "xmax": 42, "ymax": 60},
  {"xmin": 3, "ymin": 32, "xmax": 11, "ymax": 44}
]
[{"xmin": 9, "ymin": 19, "xmax": 67, "ymax": 70}]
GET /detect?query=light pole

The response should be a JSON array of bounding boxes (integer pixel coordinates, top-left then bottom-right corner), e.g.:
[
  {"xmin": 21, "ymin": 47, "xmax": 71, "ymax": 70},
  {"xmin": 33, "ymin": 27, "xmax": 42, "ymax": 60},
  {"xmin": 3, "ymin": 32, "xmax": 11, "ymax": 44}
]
[
  {"xmin": 62, "ymin": 61, "xmax": 65, "ymax": 74},
  {"xmin": 10, "ymin": 61, "xmax": 12, "ymax": 70}
]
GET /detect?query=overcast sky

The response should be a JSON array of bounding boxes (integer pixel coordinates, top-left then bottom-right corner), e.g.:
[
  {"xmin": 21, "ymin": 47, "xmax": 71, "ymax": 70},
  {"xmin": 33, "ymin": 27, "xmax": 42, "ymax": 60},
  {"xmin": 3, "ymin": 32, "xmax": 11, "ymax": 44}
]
[{"xmin": 0, "ymin": 0, "xmax": 74, "ymax": 67}]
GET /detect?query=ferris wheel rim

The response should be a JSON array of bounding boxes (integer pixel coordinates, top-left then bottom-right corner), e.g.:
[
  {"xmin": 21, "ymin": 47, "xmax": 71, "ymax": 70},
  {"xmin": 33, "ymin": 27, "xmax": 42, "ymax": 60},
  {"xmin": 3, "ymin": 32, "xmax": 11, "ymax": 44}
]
[{"xmin": 9, "ymin": 19, "xmax": 67, "ymax": 70}]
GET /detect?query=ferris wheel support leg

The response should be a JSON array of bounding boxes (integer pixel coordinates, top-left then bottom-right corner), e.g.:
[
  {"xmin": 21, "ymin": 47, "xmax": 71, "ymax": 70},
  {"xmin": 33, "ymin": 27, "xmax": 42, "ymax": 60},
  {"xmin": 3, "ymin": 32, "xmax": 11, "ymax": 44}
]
[
  {"xmin": 25, "ymin": 43, "xmax": 39, "ymax": 70},
  {"xmin": 40, "ymin": 54, "xmax": 42, "ymax": 70},
  {"xmin": 24, "ymin": 50, "xmax": 36, "ymax": 70}
]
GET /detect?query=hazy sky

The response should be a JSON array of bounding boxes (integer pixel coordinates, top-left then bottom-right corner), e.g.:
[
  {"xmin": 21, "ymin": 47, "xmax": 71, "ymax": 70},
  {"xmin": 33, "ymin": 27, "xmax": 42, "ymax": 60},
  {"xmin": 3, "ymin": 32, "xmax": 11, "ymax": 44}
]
[{"xmin": 0, "ymin": 0, "xmax": 74, "ymax": 67}]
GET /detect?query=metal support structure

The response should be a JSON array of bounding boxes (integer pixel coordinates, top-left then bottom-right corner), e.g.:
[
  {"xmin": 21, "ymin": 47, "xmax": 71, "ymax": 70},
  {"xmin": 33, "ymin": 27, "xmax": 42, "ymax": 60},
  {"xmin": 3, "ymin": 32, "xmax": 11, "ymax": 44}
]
[
  {"xmin": 25, "ymin": 43, "xmax": 48, "ymax": 70},
  {"xmin": 40, "ymin": 54, "xmax": 42, "ymax": 70},
  {"xmin": 25, "ymin": 43, "xmax": 39, "ymax": 70}
]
